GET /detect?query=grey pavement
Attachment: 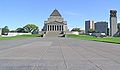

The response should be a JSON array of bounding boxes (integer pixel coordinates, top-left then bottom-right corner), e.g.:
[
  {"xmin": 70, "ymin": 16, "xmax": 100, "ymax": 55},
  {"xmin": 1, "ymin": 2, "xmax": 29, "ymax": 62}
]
[{"xmin": 0, "ymin": 38, "xmax": 120, "ymax": 70}]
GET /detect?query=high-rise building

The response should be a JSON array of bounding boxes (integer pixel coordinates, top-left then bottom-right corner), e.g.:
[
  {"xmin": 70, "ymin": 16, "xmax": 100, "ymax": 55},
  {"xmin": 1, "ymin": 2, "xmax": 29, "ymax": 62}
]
[
  {"xmin": 85, "ymin": 20, "xmax": 94, "ymax": 33},
  {"xmin": 110, "ymin": 10, "xmax": 118, "ymax": 36},
  {"xmin": 0, "ymin": 28, "xmax": 2, "ymax": 35},
  {"xmin": 95, "ymin": 22, "xmax": 108, "ymax": 34}
]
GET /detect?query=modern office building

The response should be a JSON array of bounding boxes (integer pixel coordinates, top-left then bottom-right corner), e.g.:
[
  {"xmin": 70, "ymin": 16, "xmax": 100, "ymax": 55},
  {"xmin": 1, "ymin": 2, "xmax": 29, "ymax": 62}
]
[
  {"xmin": 0, "ymin": 28, "xmax": 2, "ymax": 35},
  {"xmin": 85, "ymin": 20, "xmax": 94, "ymax": 33},
  {"xmin": 110, "ymin": 10, "xmax": 118, "ymax": 36},
  {"xmin": 95, "ymin": 22, "xmax": 108, "ymax": 34}
]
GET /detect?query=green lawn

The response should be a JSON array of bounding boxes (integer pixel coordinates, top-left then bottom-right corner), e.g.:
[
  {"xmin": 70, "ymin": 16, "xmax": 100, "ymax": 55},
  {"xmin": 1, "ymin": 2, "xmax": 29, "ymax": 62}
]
[
  {"xmin": 66, "ymin": 34, "xmax": 120, "ymax": 44},
  {"xmin": 0, "ymin": 34, "xmax": 42, "ymax": 40}
]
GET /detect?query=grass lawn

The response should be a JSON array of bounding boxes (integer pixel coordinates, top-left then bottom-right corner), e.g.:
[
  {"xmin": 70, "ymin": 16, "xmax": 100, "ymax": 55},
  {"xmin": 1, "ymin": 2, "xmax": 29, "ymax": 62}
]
[
  {"xmin": 66, "ymin": 34, "xmax": 120, "ymax": 44},
  {"xmin": 0, "ymin": 34, "xmax": 42, "ymax": 40}
]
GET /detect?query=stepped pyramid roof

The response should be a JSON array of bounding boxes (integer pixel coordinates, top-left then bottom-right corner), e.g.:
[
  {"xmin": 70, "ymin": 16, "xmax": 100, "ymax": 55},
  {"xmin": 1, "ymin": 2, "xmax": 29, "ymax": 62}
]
[{"xmin": 50, "ymin": 9, "xmax": 62, "ymax": 17}]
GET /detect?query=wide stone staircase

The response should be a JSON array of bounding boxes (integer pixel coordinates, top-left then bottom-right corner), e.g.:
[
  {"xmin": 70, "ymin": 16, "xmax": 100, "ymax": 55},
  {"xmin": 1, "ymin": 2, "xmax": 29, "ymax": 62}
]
[{"xmin": 45, "ymin": 31, "xmax": 64, "ymax": 37}]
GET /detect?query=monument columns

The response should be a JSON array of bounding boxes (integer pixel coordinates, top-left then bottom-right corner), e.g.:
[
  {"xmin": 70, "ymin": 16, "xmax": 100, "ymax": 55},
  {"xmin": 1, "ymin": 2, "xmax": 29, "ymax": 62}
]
[
  {"xmin": 59, "ymin": 25, "xmax": 60, "ymax": 31},
  {"xmin": 55, "ymin": 25, "xmax": 56, "ymax": 31},
  {"xmin": 62, "ymin": 25, "xmax": 63, "ymax": 31},
  {"xmin": 61, "ymin": 25, "xmax": 62, "ymax": 31},
  {"xmin": 59, "ymin": 25, "xmax": 61, "ymax": 31},
  {"xmin": 49, "ymin": 25, "xmax": 50, "ymax": 31},
  {"xmin": 51, "ymin": 25, "xmax": 53, "ymax": 31},
  {"xmin": 60, "ymin": 25, "xmax": 62, "ymax": 31},
  {"xmin": 47, "ymin": 25, "xmax": 48, "ymax": 31},
  {"xmin": 48, "ymin": 25, "xmax": 50, "ymax": 31},
  {"xmin": 52, "ymin": 25, "xmax": 54, "ymax": 31},
  {"xmin": 54, "ymin": 25, "xmax": 55, "ymax": 31},
  {"xmin": 47, "ymin": 24, "xmax": 65, "ymax": 31},
  {"xmin": 57, "ymin": 25, "xmax": 59, "ymax": 31}
]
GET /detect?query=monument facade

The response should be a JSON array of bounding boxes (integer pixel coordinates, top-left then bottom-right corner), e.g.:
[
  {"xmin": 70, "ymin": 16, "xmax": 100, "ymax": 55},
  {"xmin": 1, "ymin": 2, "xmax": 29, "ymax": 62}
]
[{"xmin": 42, "ymin": 9, "xmax": 68, "ymax": 32}]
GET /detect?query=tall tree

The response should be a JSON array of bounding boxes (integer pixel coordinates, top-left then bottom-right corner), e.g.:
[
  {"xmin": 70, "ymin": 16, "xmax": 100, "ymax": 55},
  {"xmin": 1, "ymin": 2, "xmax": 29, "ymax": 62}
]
[
  {"xmin": 88, "ymin": 29, "xmax": 95, "ymax": 33},
  {"xmin": 114, "ymin": 23, "xmax": 120, "ymax": 37},
  {"xmin": 117, "ymin": 23, "xmax": 120, "ymax": 36},
  {"xmin": 23, "ymin": 24, "xmax": 39, "ymax": 34},
  {"xmin": 71, "ymin": 28, "xmax": 81, "ymax": 32},
  {"xmin": 16, "ymin": 28, "xmax": 26, "ymax": 33},
  {"xmin": 117, "ymin": 23, "xmax": 120, "ymax": 32},
  {"xmin": 2, "ymin": 26, "xmax": 9, "ymax": 35},
  {"xmin": 107, "ymin": 28, "xmax": 109, "ymax": 36}
]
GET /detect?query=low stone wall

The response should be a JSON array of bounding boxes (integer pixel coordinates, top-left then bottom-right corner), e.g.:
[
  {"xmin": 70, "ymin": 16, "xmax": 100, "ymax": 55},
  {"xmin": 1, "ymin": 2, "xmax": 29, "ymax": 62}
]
[
  {"xmin": 3, "ymin": 33, "xmax": 32, "ymax": 37},
  {"xmin": 89, "ymin": 33, "xmax": 106, "ymax": 37},
  {"xmin": 66, "ymin": 31, "xmax": 79, "ymax": 35}
]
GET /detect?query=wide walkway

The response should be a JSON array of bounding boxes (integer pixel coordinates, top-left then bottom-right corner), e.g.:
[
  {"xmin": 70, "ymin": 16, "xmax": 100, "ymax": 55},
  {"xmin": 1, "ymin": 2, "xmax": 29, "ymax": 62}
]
[{"xmin": 0, "ymin": 38, "xmax": 120, "ymax": 70}]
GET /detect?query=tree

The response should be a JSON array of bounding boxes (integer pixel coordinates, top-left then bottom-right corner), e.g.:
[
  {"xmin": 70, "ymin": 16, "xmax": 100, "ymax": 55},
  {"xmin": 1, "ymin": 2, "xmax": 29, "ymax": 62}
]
[
  {"xmin": 32, "ymin": 29, "xmax": 39, "ymax": 34},
  {"xmin": 107, "ymin": 28, "xmax": 109, "ymax": 36},
  {"xmin": 16, "ymin": 28, "xmax": 26, "ymax": 33},
  {"xmin": 117, "ymin": 23, "xmax": 120, "ymax": 32},
  {"xmin": 10, "ymin": 30, "xmax": 16, "ymax": 32},
  {"xmin": 71, "ymin": 28, "xmax": 81, "ymax": 32},
  {"xmin": 117, "ymin": 23, "xmax": 120, "ymax": 36},
  {"xmin": 23, "ymin": 24, "xmax": 39, "ymax": 34},
  {"xmin": 88, "ymin": 29, "xmax": 95, "ymax": 33},
  {"xmin": 2, "ymin": 26, "xmax": 9, "ymax": 35}
]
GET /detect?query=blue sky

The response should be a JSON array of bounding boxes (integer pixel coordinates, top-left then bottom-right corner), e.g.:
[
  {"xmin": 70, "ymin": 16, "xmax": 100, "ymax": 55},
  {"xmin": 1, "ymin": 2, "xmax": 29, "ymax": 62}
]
[{"xmin": 0, "ymin": 0, "xmax": 120, "ymax": 30}]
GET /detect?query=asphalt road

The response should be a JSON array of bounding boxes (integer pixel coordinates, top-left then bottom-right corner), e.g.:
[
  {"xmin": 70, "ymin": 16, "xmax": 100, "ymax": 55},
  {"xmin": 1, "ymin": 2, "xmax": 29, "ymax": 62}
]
[{"xmin": 0, "ymin": 38, "xmax": 120, "ymax": 70}]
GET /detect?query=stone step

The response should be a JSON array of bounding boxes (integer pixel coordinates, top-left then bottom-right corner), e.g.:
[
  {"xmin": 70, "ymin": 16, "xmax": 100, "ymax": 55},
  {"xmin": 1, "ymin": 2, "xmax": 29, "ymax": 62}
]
[{"xmin": 45, "ymin": 31, "xmax": 60, "ymax": 37}]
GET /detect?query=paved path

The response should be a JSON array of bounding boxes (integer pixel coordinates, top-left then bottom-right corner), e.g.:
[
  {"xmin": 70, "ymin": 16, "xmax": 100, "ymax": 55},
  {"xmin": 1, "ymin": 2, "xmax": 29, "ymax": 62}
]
[{"xmin": 0, "ymin": 38, "xmax": 120, "ymax": 70}]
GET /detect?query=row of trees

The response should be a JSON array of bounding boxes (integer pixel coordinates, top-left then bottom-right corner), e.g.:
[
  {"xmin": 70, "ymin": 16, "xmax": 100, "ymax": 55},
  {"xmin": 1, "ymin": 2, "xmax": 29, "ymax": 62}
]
[
  {"xmin": 117, "ymin": 23, "xmax": 120, "ymax": 33},
  {"xmin": 71, "ymin": 28, "xmax": 81, "ymax": 32},
  {"xmin": 16, "ymin": 24, "xmax": 39, "ymax": 34},
  {"xmin": 114, "ymin": 23, "xmax": 120, "ymax": 37},
  {"xmin": 87, "ymin": 29, "xmax": 109, "ymax": 36},
  {"xmin": 2, "ymin": 24, "xmax": 39, "ymax": 35},
  {"xmin": 2, "ymin": 26, "xmax": 9, "ymax": 35}
]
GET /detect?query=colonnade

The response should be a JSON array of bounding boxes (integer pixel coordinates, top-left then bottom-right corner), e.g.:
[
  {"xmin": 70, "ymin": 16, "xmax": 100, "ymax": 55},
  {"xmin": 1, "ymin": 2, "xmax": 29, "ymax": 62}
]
[{"xmin": 47, "ymin": 25, "xmax": 63, "ymax": 31}]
